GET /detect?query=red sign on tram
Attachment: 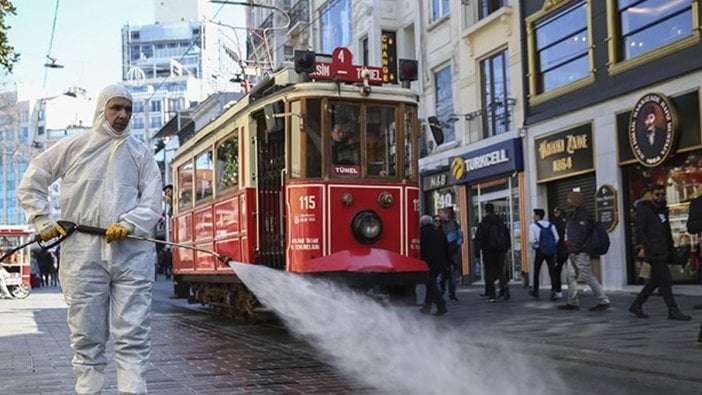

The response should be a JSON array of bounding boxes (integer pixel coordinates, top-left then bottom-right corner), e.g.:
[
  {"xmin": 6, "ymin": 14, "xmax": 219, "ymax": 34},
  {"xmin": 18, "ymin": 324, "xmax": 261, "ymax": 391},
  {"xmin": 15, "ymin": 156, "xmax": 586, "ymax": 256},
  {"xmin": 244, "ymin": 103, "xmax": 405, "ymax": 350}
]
[{"xmin": 309, "ymin": 48, "xmax": 384, "ymax": 85}]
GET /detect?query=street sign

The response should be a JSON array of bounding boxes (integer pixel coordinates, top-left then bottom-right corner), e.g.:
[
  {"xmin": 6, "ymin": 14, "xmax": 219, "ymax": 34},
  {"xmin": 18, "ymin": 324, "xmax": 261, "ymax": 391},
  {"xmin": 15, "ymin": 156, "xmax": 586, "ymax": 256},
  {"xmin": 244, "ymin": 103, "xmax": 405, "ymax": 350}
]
[{"xmin": 308, "ymin": 48, "xmax": 384, "ymax": 85}]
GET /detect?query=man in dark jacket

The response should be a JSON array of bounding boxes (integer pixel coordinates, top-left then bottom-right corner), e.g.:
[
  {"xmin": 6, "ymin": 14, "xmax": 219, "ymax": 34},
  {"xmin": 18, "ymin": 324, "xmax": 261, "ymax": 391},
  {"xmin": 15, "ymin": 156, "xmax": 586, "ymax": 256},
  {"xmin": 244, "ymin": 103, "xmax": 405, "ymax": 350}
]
[
  {"xmin": 629, "ymin": 185, "xmax": 691, "ymax": 320},
  {"xmin": 558, "ymin": 191, "xmax": 611, "ymax": 311},
  {"xmin": 419, "ymin": 215, "xmax": 450, "ymax": 316},
  {"xmin": 474, "ymin": 203, "xmax": 510, "ymax": 302},
  {"xmin": 550, "ymin": 207, "xmax": 568, "ymax": 300},
  {"xmin": 687, "ymin": 193, "xmax": 702, "ymax": 345}
]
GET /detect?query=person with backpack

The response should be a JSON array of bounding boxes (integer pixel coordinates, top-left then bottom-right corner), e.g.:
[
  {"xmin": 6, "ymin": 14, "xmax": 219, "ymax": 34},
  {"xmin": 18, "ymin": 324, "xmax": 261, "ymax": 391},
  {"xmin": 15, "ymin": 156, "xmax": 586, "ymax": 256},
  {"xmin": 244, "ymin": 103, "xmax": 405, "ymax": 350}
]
[
  {"xmin": 474, "ymin": 203, "xmax": 511, "ymax": 302},
  {"xmin": 528, "ymin": 208, "xmax": 560, "ymax": 300},
  {"xmin": 558, "ymin": 191, "xmax": 611, "ymax": 312},
  {"xmin": 628, "ymin": 185, "xmax": 691, "ymax": 321},
  {"xmin": 438, "ymin": 207, "xmax": 462, "ymax": 301}
]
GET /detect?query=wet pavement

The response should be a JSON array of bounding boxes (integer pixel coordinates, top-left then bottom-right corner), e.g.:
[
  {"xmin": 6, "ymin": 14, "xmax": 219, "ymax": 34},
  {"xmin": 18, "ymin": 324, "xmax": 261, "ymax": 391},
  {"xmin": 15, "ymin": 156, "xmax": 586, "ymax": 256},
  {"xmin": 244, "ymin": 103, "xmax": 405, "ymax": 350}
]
[{"xmin": 0, "ymin": 277, "xmax": 701, "ymax": 394}]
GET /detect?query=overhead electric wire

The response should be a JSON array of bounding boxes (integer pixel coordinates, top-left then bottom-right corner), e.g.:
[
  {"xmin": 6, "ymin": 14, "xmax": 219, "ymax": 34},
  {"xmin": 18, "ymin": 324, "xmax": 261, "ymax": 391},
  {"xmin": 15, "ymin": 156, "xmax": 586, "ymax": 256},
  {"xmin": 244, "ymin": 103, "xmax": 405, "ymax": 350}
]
[{"xmin": 42, "ymin": 0, "xmax": 61, "ymax": 88}]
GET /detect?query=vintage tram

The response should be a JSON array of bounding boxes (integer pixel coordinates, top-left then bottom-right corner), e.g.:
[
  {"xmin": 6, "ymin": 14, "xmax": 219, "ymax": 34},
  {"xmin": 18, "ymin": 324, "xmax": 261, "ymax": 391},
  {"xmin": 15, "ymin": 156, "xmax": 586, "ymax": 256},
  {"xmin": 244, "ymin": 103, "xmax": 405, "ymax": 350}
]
[{"xmin": 170, "ymin": 48, "xmax": 427, "ymax": 317}]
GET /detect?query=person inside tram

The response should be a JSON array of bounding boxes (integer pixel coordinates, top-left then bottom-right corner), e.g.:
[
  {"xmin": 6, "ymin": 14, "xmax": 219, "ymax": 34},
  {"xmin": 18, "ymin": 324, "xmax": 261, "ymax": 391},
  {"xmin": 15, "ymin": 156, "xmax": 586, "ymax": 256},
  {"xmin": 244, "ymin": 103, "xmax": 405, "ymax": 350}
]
[{"xmin": 330, "ymin": 121, "xmax": 359, "ymax": 166}]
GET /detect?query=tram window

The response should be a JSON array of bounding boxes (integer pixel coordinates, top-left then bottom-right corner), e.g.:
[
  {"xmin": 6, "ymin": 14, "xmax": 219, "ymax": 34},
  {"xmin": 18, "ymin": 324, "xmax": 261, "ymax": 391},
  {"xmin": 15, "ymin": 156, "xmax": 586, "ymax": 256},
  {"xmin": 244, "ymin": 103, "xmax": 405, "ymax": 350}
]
[
  {"xmin": 216, "ymin": 133, "xmax": 239, "ymax": 192},
  {"xmin": 291, "ymin": 99, "xmax": 321, "ymax": 179},
  {"xmin": 366, "ymin": 106, "xmax": 396, "ymax": 177},
  {"xmin": 329, "ymin": 104, "xmax": 361, "ymax": 177},
  {"xmin": 404, "ymin": 107, "xmax": 417, "ymax": 180},
  {"xmin": 195, "ymin": 150, "xmax": 214, "ymax": 202},
  {"xmin": 177, "ymin": 162, "xmax": 193, "ymax": 210}
]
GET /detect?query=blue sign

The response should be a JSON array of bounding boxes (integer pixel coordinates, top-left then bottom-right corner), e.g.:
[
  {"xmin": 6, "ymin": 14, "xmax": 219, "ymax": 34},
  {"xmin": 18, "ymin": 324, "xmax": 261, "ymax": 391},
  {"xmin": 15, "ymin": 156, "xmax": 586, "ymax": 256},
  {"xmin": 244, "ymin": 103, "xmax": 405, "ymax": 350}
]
[{"xmin": 449, "ymin": 138, "xmax": 523, "ymax": 185}]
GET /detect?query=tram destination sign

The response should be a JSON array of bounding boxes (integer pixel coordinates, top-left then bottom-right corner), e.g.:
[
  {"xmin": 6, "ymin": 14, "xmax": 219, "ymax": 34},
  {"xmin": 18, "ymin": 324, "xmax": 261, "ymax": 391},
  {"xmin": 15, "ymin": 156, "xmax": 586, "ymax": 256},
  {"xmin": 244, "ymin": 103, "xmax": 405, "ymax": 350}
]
[
  {"xmin": 309, "ymin": 47, "xmax": 384, "ymax": 85},
  {"xmin": 595, "ymin": 184, "xmax": 618, "ymax": 232}
]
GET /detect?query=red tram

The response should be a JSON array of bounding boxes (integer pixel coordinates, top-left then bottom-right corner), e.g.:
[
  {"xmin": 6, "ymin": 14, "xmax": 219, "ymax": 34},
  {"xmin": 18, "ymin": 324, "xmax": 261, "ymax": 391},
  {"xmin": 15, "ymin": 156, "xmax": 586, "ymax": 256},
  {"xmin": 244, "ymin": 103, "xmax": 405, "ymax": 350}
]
[{"xmin": 170, "ymin": 48, "xmax": 427, "ymax": 317}]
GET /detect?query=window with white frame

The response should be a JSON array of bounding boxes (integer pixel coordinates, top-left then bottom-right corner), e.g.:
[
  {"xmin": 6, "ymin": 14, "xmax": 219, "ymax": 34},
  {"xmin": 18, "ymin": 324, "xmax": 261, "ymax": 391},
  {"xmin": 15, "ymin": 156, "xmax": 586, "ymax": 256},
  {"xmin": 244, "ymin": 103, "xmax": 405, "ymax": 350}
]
[
  {"xmin": 614, "ymin": 0, "xmax": 694, "ymax": 61},
  {"xmin": 320, "ymin": 0, "xmax": 352, "ymax": 53},
  {"xmin": 432, "ymin": 0, "xmax": 450, "ymax": 21},
  {"xmin": 435, "ymin": 65, "xmax": 454, "ymax": 144},
  {"xmin": 481, "ymin": 49, "xmax": 512, "ymax": 137}
]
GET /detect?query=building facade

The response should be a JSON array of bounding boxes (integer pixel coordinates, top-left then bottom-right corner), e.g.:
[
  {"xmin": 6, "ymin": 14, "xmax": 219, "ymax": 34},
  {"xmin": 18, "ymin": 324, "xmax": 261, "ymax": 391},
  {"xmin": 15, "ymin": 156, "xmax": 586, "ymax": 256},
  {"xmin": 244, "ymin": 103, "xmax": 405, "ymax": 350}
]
[
  {"xmin": 121, "ymin": 0, "xmax": 242, "ymax": 144},
  {"xmin": 521, "ymin": 0, "xmax": 702, "ymax": 292}
]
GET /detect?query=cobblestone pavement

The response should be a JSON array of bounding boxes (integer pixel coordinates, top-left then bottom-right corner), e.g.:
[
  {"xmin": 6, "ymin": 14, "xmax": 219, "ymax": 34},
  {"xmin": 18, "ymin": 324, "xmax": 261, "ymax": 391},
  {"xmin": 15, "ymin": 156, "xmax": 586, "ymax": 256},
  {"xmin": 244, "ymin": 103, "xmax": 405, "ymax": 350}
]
[{"xmin": 0, "ymin": 278, "xmax": 701, "ymax": 394}]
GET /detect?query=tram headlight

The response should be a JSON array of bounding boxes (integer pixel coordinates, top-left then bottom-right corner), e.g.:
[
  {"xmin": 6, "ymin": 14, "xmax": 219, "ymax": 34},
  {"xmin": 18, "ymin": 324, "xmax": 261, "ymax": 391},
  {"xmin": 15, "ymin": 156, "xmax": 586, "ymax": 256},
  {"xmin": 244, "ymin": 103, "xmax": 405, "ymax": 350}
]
[{"xmin": 351, "ymin": 210, "xmax": 383, "ymax": 245}]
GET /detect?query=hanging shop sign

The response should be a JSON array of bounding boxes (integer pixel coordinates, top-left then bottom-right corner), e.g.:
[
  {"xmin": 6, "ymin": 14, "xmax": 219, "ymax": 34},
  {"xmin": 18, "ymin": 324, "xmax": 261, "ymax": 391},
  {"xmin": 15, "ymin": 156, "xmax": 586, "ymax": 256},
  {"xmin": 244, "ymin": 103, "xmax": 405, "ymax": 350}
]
[
  {"xmin": 535, "ymin": 122, "xmax": 593, "ymax": 183},
  {"xmin": 381, "ymin": 31, "xmax": 397, "ymax": 84},
  {"xmin": 595, "ymin": 184, "xmax": 618, "ymax": 232},
  {"xmin": 449, "ymin": 138, "xmax": 523, "ymax": 185},
  {"xmin": 628, "ymin": 92, "xmax": 678, "ymax": 168}
]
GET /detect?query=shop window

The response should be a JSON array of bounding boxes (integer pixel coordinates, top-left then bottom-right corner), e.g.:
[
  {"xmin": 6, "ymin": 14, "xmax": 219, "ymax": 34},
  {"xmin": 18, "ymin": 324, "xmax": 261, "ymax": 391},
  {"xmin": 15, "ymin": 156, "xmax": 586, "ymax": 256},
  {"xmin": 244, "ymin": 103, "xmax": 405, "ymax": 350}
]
[
  {"xmin": 624, "ymin": 153, "xmax": 701, "ymax": 284},
  {"xmin": 178, "ymin": 162, "xmax": 193, "ymax": 210},
  {"xmin": 195, "ymin": 151, "xmax": 214, "ymax": 202},
  {"xmin": 480, "ymin": 48, "xmax": 512, "ymax": 137},
  {"xmin": 527, "ymin": 1, "xmax": 592, "ymax": 100},
  {"xmin": 216, "ymin": 132, "xmax": 239, "ymax": 192},
  {"xmin": 435, "ymin": 65, "xmax": 455, "ymax": 143},
  {"xmin": 432, "ymin": 0, "xmax": 450, "ymax": 21}
]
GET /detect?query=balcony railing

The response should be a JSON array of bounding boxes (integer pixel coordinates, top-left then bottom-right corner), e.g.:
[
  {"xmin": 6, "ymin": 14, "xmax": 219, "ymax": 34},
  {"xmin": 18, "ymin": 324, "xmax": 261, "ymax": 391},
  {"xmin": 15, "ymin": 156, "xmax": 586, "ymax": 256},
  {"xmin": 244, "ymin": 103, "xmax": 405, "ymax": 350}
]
[
  {"xmin": 453, "ymin": 97, "xmax": 516, "ymax": 144},
  {"xmin": 288, "ymin": 0, "xmax": 309, "ymax": 33}
]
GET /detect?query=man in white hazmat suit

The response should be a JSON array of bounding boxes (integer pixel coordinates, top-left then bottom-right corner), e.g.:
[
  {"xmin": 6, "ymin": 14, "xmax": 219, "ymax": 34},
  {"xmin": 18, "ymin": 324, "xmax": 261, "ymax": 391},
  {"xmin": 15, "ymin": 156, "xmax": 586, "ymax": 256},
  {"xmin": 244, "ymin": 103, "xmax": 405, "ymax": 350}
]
[{"xmin": 18, "ymin": 84, "xmax": 162, "ymax": 394}]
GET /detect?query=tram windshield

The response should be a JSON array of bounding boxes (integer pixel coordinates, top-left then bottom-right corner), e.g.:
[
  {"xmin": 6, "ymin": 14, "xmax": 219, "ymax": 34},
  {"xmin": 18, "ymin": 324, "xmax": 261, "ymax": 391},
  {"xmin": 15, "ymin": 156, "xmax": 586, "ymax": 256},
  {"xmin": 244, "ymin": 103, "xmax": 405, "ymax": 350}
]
[{"xmin": 289, "ymin": 98, "xmax": 416, "ymax": 180}]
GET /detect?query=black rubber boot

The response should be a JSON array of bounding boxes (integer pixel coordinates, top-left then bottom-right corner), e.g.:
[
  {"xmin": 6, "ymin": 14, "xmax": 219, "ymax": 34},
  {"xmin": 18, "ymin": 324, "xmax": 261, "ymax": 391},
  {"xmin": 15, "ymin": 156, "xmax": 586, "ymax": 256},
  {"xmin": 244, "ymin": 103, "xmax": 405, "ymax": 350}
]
[
  {"xmin": 628, "ymin": 301, "xmax": 649, "ymax": 318},
  {"xmin": 668, "ymin": 307, "xmax": 692, "ymax": 321}
]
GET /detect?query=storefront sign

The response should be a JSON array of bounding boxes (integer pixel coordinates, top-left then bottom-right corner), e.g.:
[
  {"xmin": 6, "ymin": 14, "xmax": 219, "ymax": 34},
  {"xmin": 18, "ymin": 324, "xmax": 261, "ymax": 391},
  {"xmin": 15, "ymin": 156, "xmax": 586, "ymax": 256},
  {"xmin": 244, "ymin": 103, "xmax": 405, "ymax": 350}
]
[
  {"xmin": 535, "ymin": 123, "xmax": 593, "ymax": 183},
  {"xmin": 380, "ymin": 30, "xmax": 397, "ymax": 84},
  {"xmin": 628, "ymin": 92, "xmax": 678, "ymax": 168},
  {"xmin": 381, "ymin": 31, "xmax": 397, "ymax": 84},
  {"xmin": 595, "ymin": 184, "xmax": 618, "ymax": 232},
  {"xmin": 422, "ymin": 170, "xmax": 450, "ymax": 191},
  {"xmin": 449, "ymin": 138, "xmax": 523, "ymax": 185}
]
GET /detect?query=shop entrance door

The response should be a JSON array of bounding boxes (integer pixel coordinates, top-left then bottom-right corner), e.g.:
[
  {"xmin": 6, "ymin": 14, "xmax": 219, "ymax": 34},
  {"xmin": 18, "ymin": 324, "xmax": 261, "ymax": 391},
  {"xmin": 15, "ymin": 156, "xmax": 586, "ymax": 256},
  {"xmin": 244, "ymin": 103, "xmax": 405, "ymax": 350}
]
[{"xmin": 469, "ymin": 175, "xmax": 522, "ymax": 285}]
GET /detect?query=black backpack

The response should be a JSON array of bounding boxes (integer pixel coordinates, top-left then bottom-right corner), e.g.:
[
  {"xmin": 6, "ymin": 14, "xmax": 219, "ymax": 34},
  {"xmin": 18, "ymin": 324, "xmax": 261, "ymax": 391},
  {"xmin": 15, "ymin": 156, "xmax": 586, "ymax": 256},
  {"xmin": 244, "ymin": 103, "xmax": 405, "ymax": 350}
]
[
  {"xmin": 590, "ymin": 220, "xmax": 610, "ymax": 256},
  {"xmin": 486, "ymin": 221, "xmax": 507, "ymax": 252}
]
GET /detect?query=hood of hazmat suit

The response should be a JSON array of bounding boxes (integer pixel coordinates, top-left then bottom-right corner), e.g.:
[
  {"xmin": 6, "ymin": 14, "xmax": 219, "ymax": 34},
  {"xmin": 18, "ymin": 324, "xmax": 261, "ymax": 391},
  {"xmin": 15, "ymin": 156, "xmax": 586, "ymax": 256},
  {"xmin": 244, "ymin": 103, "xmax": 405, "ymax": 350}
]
[{"xmin": 18, "ymin": 84, "xmax": 162, "ymax": 395}]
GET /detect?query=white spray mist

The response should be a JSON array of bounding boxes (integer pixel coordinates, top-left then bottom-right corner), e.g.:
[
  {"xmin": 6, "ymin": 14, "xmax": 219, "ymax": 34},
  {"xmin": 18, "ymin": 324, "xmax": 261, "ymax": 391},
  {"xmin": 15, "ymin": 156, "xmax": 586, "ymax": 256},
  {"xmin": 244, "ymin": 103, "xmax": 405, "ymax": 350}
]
[{"xmin": 230, "ymin": 262, "xmax": 566, "ymax": 395}]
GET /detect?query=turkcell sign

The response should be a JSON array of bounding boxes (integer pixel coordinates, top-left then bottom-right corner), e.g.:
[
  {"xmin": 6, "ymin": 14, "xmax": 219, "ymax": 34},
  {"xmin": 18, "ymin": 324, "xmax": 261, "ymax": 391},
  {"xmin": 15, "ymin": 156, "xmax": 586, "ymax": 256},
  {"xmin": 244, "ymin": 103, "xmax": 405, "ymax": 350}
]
[{"xmin": 449, "ymin": 138, "xmax": 523, "ymax": 185}]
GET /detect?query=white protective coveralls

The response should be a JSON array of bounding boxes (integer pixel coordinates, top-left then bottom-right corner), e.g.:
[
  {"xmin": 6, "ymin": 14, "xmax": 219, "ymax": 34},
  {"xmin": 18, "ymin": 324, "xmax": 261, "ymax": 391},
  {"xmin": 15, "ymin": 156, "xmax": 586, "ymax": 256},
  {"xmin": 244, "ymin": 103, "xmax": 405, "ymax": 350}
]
[{"xmin": 18, "ymin": 85, "xmax": 162, "ymax": 394}]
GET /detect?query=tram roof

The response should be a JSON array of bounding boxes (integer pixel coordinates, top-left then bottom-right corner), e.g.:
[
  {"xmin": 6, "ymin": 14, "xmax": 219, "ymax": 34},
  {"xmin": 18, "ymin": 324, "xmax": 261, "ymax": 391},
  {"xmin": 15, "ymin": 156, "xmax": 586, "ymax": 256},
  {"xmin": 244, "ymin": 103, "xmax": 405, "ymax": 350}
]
[{"xmin": 172, "ymin": 66, "xmax": 419, "ymax": 162}]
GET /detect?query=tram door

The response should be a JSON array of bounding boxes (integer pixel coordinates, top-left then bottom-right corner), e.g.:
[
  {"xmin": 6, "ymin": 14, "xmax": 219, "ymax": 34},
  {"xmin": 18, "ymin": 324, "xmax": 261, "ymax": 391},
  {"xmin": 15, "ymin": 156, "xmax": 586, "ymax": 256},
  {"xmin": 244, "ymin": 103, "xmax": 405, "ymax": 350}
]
[{"xmin": 255, "ymin": 108, "xmax": 286, "ymax": 269}]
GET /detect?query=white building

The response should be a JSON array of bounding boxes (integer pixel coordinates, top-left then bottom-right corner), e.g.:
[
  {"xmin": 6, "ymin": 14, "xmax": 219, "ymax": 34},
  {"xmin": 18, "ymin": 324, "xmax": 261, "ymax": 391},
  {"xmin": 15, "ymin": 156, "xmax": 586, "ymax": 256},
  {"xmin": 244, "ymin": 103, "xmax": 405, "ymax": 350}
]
[{"xmin": 121, "ymin": 0, "xmax": 242, "ymax": 144}]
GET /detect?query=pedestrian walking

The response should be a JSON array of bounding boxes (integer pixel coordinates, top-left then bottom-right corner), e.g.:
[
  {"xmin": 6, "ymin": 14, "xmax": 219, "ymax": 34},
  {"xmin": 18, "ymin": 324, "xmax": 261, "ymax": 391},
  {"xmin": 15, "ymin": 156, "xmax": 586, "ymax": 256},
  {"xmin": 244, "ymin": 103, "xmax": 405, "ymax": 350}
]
[
  {"xmin": 686, "ymin": 192, "xmax": 702, "ymax": 345},
  {"xmin": 438, "ymin": 207, "xmax": 462, "ymax": 301},
  {"xmin": 550, "ymin": 206, "xmax": 567, "ymax": 300},
  {"xmin": 474, "ymin": 203, "xmax": 510, "ymax": 302},
  {"xmin": 18, "ymin": 84, "xmax": 162, "ymax": 394},
  {"xmin": 558, "ymin": 191, "xmax": 611, "ymax": 312},
  {"xmin": 528, "ymin": 208, "xmax": 559, "ymax": 300},
  {"xmin": 628, "ymin": 185, "xmax": 691, "ymax": 321},
  {"xmin": 419, "ymin": 215, "xmax": 450, "ymax": 316}
]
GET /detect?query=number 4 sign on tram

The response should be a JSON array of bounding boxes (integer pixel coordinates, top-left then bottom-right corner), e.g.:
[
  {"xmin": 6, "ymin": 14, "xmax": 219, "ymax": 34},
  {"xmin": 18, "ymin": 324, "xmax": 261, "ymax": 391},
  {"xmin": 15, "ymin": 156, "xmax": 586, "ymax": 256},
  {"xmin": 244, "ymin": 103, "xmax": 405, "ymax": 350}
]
[{"xmin": 308, "ymin": 48, "xmax": 384, "ymax": 85}]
